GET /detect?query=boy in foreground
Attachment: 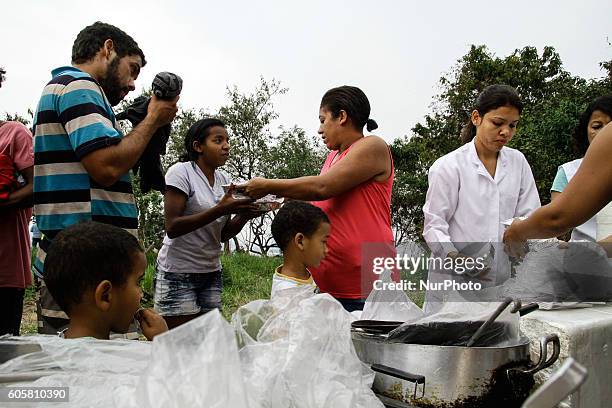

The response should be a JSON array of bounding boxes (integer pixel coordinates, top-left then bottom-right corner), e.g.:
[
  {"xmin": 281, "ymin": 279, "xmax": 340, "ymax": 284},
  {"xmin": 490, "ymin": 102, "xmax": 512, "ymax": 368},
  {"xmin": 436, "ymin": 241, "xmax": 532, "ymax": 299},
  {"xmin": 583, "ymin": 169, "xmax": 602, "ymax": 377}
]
[
  {"xmin": 270, "ymin": 201, "xmax": 330, "ymax": 296},
  {"xmin": 44, "ymin": 221, "xmax": 167, "ymax": 340}
]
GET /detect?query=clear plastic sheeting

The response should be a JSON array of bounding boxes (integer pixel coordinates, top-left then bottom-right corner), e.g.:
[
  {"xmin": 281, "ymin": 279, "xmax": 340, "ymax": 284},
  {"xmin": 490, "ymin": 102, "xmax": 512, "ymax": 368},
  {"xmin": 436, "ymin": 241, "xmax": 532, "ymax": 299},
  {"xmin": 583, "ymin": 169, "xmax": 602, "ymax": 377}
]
[
  {"xmin": 0, "ymin": 311, "xmax": 248, "ymax": 408},
  {"xmin": 232, "ymin": 285, "xmax": 384, "ymax": 408},
  {"xmin": 361, "ymin": 269, "xmax": 424, "ymax": 322},
  {"xmin": 1, "ymin": 291, "xmax": 383, "ymax": 407},
  {"xmin": 134, "ymin": 309, "xmax": 249, "ymax": 408},
  {"xmin": 0, "ymin": 335, "xmax": 151, "ymax": 407},
  {"xmin": 386, "ymin": 296, "xmax": 520, "ymax": 346},
  {"xmin": 499, "ymin": 240, "xmax": 612, "ymax": 308}
]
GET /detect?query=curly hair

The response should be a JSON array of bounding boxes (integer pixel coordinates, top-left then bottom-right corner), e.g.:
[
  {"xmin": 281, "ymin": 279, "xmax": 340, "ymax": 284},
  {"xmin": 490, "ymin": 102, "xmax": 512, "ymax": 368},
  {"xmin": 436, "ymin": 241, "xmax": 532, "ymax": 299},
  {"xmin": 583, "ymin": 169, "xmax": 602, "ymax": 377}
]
[
  {"xmin": 71, "ymin": 21, "xmax": 146, "ymax": 66},
  {"xmin": 572, "ymin": 95, "xmax": 612, "ymax": 156}
]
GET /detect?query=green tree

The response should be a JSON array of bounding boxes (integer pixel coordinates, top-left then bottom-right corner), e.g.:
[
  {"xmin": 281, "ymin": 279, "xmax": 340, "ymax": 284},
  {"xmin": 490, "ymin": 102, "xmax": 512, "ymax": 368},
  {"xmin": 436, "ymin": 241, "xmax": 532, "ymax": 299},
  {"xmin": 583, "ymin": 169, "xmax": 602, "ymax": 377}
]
[
  {"xmin": 218, "ymin": 78, "xmax": 325, "ymax": 255},
  {"xmin": 219, "ymin": 77, "xmax": 287, "ymax": 182},
  {"xmin": 3, "ymin": 110, "xmax": 33, "ymax": 126},
  {"xmin": 243, "ymin": 125, "xmax": 326, "ymax": 255},
  {"xmin": 216, "ymin": 78, "xmax": 286, "ymax": 255},
  {"xmin": 264, "ymin": 125, "xmax": 326, "ymax": 180}
]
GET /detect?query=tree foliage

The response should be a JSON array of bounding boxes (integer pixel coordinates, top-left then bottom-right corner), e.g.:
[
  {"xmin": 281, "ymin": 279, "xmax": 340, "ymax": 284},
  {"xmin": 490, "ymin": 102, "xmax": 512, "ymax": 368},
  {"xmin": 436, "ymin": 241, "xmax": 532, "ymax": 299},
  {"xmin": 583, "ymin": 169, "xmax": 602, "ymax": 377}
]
[
  {"xmin": 218, "ymin": 78, "xmax": 325, "ymax": 255},
  {"xmin": 219, "ymin": 77, "xmax": 287, "ymax": 182},
  {"xmin": 3, "ymin": 110, "xmax": 33, "ymax": 126}
]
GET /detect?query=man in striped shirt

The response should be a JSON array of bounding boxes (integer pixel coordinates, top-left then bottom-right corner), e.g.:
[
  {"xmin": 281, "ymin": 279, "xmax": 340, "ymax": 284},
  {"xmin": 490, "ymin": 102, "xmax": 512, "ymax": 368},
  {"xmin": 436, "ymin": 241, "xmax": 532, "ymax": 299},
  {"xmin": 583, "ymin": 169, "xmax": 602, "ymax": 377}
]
[{"xmin": 33, "ymin": 22, "xmax": 178, "ymax": 334}]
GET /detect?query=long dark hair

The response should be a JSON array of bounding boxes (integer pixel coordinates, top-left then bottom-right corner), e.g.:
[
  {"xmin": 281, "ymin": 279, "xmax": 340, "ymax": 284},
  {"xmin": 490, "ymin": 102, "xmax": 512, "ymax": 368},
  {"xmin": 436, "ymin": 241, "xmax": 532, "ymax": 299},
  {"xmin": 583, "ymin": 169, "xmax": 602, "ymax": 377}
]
[
  {"xmin": 460, "ymin": 84, "xmax": 523, "ymax": 144},
  {"xmin": 180, "ymin": 118, "xmax": 226, "ymax": 162},
  {"xmin": 572, "ymin": 95, "xmax": 612, "ymax": 155},
  {"xmin": 320, "ymin": 85, "xmax": 378, "ymax": 132}
]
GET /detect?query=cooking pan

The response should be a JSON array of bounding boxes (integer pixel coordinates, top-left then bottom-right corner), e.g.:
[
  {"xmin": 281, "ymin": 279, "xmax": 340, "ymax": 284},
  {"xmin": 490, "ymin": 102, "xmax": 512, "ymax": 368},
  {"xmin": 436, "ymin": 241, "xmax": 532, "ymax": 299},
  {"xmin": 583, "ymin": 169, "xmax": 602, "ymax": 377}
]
[
  {"xmin": 353, "ymin": 331, "xmax": 560, "ymax": 407},
  {"xmin": 351, "ymin": 302, "xmax": 539, "ymax": 347}
]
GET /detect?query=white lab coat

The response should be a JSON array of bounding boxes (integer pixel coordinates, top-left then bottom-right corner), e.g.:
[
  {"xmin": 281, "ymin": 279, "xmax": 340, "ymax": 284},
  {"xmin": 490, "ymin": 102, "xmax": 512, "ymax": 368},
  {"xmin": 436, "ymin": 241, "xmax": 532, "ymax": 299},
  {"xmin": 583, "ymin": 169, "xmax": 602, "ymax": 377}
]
[
  {"xmin": 422, "ymin": 140, "xmax": 541, "ymax": 312},
  {"xmin": 423, "ymin": 140, "xmax": 541, "ymax": 256}
]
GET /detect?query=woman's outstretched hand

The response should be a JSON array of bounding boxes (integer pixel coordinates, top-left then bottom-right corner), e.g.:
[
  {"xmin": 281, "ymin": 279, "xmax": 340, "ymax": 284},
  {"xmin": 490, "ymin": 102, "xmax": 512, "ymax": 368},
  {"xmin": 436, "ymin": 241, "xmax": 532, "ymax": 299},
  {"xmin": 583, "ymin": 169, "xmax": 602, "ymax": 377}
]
[
  {"xmin": 503, "ymin": 219, "xmax": 529, "ymax": 260},
  {"xmin": 237, "ymin": 177, "xmax": 269, "ymax": 200}
]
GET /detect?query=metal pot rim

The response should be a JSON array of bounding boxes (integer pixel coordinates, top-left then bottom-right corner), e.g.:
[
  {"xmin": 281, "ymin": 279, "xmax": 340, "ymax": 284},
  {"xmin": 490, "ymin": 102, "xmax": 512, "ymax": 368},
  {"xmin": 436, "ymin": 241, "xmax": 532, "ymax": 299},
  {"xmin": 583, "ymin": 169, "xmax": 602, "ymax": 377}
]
[{"xmin": 351, "ymin": 331, "xmax": 531, "ymax": 350}]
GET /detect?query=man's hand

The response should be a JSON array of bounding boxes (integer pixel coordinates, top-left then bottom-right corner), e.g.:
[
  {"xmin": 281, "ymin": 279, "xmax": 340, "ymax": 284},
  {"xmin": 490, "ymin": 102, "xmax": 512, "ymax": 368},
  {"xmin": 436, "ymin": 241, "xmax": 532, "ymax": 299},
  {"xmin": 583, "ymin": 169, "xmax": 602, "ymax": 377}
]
[
  {"xmin": 147, "ymin": 95, "xmax": 179, "ymax": 129},
  {"xmin": 136, "ymin": 308, "xmax": 168, "ymax": 340}
]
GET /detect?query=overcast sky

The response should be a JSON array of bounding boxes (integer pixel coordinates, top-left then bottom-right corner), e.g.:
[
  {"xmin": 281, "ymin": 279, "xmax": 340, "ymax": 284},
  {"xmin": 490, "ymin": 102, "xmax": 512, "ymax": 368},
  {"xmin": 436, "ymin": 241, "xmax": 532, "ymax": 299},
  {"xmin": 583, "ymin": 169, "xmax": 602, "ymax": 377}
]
[{"xmin": 1, "ymin": 0, "xmax": 611, "ymax": 143}]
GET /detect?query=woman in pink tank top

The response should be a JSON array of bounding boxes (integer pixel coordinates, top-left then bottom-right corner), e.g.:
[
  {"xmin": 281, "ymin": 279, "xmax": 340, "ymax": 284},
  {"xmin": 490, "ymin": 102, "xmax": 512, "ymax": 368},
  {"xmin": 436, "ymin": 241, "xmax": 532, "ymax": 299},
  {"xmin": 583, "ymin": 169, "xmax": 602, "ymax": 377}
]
[{"xmin": 241, "ymin": 86, "xmax": 394, "ymax": 311}]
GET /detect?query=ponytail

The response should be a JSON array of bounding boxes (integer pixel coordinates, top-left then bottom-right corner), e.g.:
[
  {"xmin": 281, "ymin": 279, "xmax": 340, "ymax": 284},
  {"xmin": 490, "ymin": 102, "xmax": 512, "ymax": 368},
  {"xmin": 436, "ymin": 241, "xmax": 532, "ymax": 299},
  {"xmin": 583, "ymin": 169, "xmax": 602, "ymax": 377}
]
[
  {"xmin": 366, "ymin": 118, "xmax": 378, "ymax": 132},
  {"xmin": 460, "ymin": 121, "xmax": 477, "ymax": 144}
]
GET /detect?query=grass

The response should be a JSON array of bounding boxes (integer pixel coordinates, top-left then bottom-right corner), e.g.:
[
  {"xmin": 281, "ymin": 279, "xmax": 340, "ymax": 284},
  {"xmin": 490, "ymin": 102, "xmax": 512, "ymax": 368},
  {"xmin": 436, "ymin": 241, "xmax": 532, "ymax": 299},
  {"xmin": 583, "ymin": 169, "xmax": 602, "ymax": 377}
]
[
  {"xmin": 140, "ymin": 251, "xmax": 279, "ymax": 319},
  {"xmin": 400, "ymin": 268, "xmax": 426, "ymax": 308},
  {"xmin": 220, "ymin": 252, "xmax": 280, "ymax": 319}
]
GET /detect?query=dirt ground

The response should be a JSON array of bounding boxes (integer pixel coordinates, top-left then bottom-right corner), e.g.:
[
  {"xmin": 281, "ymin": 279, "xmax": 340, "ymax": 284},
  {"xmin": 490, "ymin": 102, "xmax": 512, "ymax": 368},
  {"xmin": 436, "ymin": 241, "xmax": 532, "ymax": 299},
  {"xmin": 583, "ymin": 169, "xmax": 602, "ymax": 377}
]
[{"xmin": 20, "ymin": 295, "xmax": 38, "ymax": 335}]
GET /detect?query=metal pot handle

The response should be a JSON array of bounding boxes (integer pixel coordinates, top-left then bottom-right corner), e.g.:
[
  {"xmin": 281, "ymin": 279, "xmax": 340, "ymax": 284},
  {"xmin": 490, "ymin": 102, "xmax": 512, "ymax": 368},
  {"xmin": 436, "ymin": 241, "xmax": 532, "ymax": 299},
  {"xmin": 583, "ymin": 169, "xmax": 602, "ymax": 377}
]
[
  {"xmin": 520, "ymin": 334, "xmax": 561, "ymax": 374},
  {"xmin": 371, "ymin": 363, "xmax": 426, "ymax": 399}
]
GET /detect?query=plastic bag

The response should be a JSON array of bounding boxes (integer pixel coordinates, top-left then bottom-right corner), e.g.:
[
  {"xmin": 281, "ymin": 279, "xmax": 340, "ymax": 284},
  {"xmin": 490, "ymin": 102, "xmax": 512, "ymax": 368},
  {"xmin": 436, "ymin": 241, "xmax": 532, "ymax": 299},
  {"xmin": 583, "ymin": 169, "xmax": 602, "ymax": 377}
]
[
  {"xmin": 387, "ymin": 295, "xmax": 520, "ymax": 346},
  {"xmin": 500, "ymin": 240, "xmax": 612, "ymax": 307},
  {"xmin": 0, "ymin": 335, "xmax": 151, "ymax": 408},
  {"xmin": 1, "ymin": 288, "xmax": 385, "ymax": 407},
  {"xmin": 0, "ymin": 310, "xmax": 248, "ymax": 408},
  {"xmin": 134, "ymin": 309, "xmax": 249, "ymax": 408},
  {"xmin": 232, "ymin": 285, "xmax": 384, "ymax": 408},
  {"xmin": 361, "ymin": 269, "xmax": 424, "ymax": 322}
]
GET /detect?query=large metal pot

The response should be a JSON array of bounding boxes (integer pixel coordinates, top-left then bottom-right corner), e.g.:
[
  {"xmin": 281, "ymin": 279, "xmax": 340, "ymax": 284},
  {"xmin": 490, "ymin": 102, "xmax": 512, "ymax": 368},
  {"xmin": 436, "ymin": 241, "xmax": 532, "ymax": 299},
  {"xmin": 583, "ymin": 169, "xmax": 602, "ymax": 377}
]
[{"xmin": 352, "ymin": 331, "xmax": 560, "ymax": 408}]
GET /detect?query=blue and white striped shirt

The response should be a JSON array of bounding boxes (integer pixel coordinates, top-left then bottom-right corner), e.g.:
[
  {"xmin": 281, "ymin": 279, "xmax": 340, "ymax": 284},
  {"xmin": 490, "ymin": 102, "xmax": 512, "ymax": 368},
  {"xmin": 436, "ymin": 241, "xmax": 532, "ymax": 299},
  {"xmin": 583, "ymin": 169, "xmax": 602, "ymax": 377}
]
[{"xmin": 32, "ymin": 66, "xmax": 138, "ymax": 275}]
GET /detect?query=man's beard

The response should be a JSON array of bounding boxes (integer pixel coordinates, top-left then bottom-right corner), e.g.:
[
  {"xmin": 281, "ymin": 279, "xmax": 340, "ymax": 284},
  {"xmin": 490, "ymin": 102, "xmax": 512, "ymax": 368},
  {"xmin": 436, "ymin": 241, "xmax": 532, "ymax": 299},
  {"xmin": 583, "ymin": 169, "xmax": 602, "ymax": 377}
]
[{"xmin": 99, "ymin": 57, "xmax": 128, "ymax": 106}]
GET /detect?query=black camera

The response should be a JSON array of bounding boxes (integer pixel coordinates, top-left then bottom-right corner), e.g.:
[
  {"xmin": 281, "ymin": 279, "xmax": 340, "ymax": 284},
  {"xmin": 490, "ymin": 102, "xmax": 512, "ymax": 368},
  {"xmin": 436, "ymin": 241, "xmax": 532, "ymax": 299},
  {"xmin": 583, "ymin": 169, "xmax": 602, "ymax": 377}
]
[{"xmin": 152, "ymin": 72, "xmax": 182, "ymax": 99}]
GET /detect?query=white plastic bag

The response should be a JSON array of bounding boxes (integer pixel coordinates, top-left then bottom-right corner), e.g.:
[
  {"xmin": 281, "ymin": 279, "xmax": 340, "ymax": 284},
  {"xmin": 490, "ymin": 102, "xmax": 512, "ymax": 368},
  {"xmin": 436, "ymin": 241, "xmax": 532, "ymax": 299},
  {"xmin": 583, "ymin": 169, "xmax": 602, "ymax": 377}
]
[
  {"xmin": 0, "ymin": 335, "xmax": 150, "ymax": 408},
  {"xmin": 233, "ymin": 286, "xmax": 384, "ymax": 408},
  {"xmin": 1, "ymin": 310, "xmax": 249, "ymax": 408},
  {"xmin": 135, "ymin": 309, "xmax": 249, "ymax": 408},
  {"xmin": 361, "ymin": 269, "xmax": 424, "ymax": 322}
]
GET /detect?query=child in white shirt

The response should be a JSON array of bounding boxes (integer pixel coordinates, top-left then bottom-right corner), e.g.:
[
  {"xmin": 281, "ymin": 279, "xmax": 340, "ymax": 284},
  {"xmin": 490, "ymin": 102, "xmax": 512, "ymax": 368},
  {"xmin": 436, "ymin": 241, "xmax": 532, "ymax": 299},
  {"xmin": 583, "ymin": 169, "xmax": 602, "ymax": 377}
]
[{"xmin": 270, "ymin": 201, "xmax": 330, "ymax": 296}]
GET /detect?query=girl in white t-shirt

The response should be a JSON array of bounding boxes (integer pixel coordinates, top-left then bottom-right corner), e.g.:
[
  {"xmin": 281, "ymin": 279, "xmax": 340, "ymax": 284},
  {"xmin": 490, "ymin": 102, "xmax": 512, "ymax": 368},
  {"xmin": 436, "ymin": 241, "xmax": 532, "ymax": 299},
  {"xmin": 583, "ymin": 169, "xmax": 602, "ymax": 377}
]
[{"xmin": 154, "ymin": 118, "xmax": 258, "ymax": 329}]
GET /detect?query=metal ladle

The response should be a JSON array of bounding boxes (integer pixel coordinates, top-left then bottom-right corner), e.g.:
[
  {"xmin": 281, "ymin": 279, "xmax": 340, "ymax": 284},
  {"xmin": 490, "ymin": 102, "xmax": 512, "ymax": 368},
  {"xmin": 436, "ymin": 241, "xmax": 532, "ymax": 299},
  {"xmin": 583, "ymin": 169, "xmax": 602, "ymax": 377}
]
[{"xmin": 466, "ymin": 297, "xmax": 519, "ymax": 347}]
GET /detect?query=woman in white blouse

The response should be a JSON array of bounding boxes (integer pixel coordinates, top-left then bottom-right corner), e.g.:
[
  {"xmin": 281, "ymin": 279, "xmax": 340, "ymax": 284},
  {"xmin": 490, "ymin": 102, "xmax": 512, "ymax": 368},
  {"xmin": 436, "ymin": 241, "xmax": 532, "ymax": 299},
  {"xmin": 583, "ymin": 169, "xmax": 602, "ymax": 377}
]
[{"xmin": 422, "ymin": 85, "xmax": 540, "ymax": 310}]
